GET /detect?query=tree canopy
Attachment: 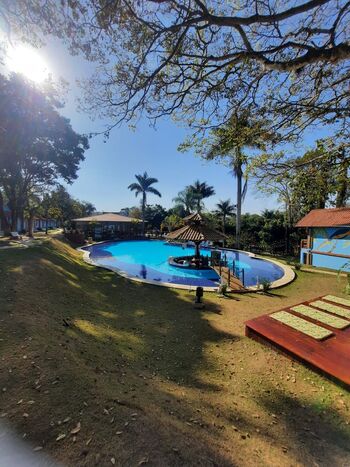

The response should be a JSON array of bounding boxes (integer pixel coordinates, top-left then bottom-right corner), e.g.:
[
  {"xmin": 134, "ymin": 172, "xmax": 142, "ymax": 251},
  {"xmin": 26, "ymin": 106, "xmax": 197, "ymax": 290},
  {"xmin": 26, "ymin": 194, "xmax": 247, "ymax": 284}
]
[
  {"xmin": 188, "ymin": 180, "xmax": 215, "ymax": 212},
  {"xmin": 1, "ymin": 1, "xmax": 349, "ymax": 137},
  {"xmin": 180, "ymin": 113, "xmax": 275, "ymax": 247},
  {"xmin": 46, "ymin": 186, "xmax": 96, "ymax": 226},
  {"xmin": 252, "ymin": 138, "xmax": 350, "ymax": 224},
  {"xmin": 172, "ymin": 187, "xmax": 197, "ymax": 215},
  {"xmin": 0, "ymin": 73, "xmax": 89, "ymax": 231},
  {"xmin": 215, "ymin": 199, "xmax": 236, "ymax": 234}
]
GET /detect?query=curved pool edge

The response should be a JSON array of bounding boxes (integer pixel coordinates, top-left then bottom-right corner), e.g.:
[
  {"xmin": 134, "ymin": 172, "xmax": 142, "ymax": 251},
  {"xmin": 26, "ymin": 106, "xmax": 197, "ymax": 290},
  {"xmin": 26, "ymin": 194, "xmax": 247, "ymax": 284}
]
[
  {"xmin": 77, "ymin": 242, "xmax": 295, "ymax": 292},
  {"xmin": 245, "ymin": 256, "xmax": 296, "ymax": 291},
  {"xmin": 203, "ymin": 245, "xmax": 296, "ymax": 290},
  {"xmin": 77, "ymin": 245, "xmax": 220, "ymax": 292}
]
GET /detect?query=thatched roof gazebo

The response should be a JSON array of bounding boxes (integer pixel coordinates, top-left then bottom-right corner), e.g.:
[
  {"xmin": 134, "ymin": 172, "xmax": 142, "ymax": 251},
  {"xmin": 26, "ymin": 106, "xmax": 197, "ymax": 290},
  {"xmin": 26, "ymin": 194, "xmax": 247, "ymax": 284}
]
[{"xmin": 166, "ymin": 212, "xmax": 226, "ymax": 260}]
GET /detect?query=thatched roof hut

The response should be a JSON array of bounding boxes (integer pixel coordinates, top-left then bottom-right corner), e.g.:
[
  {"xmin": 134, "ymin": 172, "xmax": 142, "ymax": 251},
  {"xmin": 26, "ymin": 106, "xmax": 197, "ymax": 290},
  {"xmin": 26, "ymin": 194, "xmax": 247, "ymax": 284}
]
[{"xmin": 166, "ymin": 212, "xmax": 226, "ymax": 258}]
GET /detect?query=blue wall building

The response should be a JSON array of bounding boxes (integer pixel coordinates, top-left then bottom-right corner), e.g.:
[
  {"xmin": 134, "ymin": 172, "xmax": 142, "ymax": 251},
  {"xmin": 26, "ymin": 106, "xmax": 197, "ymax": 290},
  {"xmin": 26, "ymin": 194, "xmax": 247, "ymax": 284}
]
[{"xmin": 297, "ymin": 208, "xmax": 350, "ymax": 272}]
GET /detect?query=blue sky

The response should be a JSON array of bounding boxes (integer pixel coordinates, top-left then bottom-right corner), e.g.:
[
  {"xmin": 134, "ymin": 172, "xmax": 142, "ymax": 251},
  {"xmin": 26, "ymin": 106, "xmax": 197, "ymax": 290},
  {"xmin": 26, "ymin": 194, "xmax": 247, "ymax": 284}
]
[{"xmin": 2, "ymin": 36, "xmax": 329, "ymax": 214}]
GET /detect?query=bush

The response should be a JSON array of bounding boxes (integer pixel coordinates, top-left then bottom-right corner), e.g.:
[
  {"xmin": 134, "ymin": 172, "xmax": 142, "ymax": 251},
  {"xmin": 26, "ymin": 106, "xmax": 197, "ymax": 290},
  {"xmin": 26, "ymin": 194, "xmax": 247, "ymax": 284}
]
[
  {"xmin": 218, "ymin": 282, "xmax": 228, "ymax": 296},
  {"xmin": 293, "ymin": 262, "xmax": 302, "ymax": 270},
  {"xmin": 260, "ymin": 278, "xmax": 272, "ymax": 293}
]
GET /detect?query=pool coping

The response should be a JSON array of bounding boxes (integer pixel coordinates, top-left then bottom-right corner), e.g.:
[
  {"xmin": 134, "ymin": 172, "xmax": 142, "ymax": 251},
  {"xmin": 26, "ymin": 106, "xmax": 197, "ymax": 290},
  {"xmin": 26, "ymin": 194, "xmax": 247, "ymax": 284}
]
[{"xmin": 77, "ymin": 240, "xmax": 295, "ymax": 292}]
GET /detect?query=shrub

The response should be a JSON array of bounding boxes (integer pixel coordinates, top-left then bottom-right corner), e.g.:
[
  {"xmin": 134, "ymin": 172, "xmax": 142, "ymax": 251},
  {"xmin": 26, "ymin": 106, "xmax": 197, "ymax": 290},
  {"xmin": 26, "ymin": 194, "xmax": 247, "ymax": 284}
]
[
  {"xmin": 218, "ymin": 282, "xmax": 228, "ymax": 296},
  {"xmin": 260, "ymin": 278, "xmax": 272, "ymax": 293},
  {"xmin": 293, "ymin": 262, "xmax": 302, "ymax": 270}
]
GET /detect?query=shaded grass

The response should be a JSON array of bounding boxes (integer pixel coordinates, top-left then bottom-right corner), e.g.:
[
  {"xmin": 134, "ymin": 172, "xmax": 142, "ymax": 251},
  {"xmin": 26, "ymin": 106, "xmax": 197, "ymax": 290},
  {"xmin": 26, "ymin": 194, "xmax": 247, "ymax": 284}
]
[{"xmin": 0, "ymin": 238, "xmax": 350, "ymax": 466}]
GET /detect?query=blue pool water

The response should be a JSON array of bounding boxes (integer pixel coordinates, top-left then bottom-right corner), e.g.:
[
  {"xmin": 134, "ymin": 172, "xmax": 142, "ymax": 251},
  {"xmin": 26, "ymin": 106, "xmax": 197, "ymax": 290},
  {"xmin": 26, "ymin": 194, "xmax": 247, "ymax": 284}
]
[{"xmin": 84, "ymin": 240, "xmax": 285, "ymax": 288}]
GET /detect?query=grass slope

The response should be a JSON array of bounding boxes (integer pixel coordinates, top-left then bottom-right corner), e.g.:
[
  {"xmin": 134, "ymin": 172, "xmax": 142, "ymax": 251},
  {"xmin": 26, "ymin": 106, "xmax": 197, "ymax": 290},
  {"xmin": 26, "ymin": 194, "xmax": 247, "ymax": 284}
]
[{"xmin": 0, "ymin": 237, "xmax": 350, "ymax": 466}]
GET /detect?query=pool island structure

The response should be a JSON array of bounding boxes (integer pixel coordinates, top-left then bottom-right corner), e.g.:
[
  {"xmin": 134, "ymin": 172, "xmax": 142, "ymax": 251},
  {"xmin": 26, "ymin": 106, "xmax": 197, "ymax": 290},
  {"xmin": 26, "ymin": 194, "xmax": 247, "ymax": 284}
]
[{"xmin": 166, "ymin": 212, "xmax": 226, "ymax": 268}]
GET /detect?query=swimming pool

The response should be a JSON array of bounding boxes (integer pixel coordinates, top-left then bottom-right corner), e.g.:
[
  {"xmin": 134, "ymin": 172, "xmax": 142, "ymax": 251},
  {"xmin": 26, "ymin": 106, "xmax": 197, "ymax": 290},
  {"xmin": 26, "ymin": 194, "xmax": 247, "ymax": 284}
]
[{"xmin": 82, "ymin": 240, "xmax": 291, "ymax": 290}]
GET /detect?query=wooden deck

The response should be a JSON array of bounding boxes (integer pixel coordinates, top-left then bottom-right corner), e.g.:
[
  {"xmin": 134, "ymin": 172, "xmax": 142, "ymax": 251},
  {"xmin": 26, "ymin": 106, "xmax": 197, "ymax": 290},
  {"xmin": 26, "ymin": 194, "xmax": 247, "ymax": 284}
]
[{"xmin": 245, "ymin": 296, "xmax": 350, "ymax": 388}]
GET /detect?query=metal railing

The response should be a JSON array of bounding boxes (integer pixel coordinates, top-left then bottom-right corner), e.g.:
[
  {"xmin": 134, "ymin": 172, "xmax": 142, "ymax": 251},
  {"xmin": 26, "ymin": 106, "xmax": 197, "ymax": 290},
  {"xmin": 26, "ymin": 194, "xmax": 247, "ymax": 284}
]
[{"xmin": 210, "ymin": 257, "xmax": 245, "ymax": 287}]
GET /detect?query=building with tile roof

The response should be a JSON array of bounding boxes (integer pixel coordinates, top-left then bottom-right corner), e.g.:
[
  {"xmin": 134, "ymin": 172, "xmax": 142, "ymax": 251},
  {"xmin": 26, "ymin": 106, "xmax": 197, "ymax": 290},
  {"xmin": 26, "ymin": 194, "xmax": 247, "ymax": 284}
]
[{"xmin": 297, "ymin": 207, "xmax": 350, "ymax": 271}]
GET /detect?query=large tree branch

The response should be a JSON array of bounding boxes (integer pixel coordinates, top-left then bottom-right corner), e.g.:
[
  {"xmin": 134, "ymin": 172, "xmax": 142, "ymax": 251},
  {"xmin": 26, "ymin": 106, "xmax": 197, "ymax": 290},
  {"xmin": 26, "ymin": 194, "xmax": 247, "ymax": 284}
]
[{"xmin": 203, "ymin": 0, "xmax": 331, "ymax": 27}]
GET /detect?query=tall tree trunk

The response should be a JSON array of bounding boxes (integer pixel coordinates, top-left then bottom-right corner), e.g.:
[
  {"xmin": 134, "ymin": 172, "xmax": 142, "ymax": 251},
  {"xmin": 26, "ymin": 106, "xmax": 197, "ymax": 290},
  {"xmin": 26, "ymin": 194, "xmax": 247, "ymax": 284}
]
[
  {"xmin": 20, "ymin": 209, "xmax": 25, "ymax": 232},
  {"xmin": 236, "ymin": 169, "xmax": 242, "ymax": 249},
  {"xmin": 28, "ymin": 214, "xmax": 34, "ymax": 237},
  {"xmin": 222, "ymin": 214, "xmax": 226, "ymax": 234},
  {"xmin": 141, "ymin": 193, "xmax": 146, "ymax": 236},
  {"xmin": 284, "ymin": 201, "xmax": 290, "ymax": 255},
  {"xmin": 5, "ymin": 183, "xmax": 19, "ymax": 232},
  {"xmin": 10, "ymin": 207, "xmax": 18, "ymax": 232},
  {"xmin": 0, "ymin": 191, "xmax": 10, "ymax": 234}
]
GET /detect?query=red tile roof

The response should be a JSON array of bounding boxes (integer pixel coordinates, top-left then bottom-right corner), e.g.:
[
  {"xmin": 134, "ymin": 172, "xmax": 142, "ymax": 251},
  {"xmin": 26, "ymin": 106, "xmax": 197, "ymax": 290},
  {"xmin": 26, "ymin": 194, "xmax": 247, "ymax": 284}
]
[{"xmin": 295, "ymin": 208, "xmax": 350, "ymax": 227}]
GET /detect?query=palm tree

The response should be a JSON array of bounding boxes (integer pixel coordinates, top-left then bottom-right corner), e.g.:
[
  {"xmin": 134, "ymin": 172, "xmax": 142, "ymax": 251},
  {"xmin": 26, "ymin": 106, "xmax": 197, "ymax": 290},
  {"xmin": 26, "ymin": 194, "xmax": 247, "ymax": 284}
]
[
  {"xmin": 230, "ymin": 148, "xmax": 248, "ymax": 249},
  {"xmin": 128, "ymin": 172, "xmax": 161, "ymax": 235},
  {"xmin": 206, "ymin": 113, "xmax": 275, "ymax": 248},
  {"xmin": 189, "ymin": 180, "xmax": 215, "ymax": 212},
  {"xmin": 172, "ymin": 187, "xmax": 197, "ymax": 215},
  {"xmin": 216, "ymin": 199, "xmax": 236, "ymax": 234}
]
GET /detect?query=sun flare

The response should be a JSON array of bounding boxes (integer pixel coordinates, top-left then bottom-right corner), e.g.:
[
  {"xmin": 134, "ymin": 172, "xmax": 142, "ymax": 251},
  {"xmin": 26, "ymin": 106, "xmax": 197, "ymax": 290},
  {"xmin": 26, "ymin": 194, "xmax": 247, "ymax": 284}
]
[{"xmin": 6, "ymin": 45, "xmax": 50, "ymax": 83}]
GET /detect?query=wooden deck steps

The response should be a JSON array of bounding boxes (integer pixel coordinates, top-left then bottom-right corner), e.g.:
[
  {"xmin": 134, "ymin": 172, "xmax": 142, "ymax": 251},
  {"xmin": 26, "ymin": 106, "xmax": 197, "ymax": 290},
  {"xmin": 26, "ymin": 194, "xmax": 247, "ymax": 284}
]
[{"xmin": 214, "ymin": 265, "xmax": 245, "ymax": 291}]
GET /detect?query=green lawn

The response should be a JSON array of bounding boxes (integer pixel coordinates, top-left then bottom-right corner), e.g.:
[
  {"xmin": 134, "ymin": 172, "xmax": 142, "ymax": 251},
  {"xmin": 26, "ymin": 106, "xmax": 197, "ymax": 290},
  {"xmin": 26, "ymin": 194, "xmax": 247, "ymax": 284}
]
[{"xmin": 1, "ymin": 237, "xmax": 350, "ymax": 466}]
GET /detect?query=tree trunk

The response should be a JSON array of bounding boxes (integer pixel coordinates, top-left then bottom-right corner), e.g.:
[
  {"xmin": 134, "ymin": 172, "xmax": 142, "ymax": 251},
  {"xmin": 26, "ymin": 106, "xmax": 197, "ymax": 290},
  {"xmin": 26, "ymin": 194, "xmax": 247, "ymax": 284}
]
[
  {"xmin": 4, "ymin": 183, "xmax": 19, "ymax": 232},
  {"xmin": 0, "ymin": 191, "xmax": 10, "ymax": 235},
  {"xmin": 236, "ymin": 169, "xmax": 242, "ymax": 249},
  {"xmin": 284, "ymin": 201, "xmax": 290, "ymax": 255},
  {"xmin": 141, "ymin": 193, "xmax": 146, "ymax": 236},
  {"xmin": 45, "ymin": 215, "xmax": 48, "ymax": 234},
  {"xmin": 10, "ymin": 207, "xmax": 18, "ymax": 232},
  {"xmin": 28, "ymin": 214, "xmax": 34, "ymax": 237}
]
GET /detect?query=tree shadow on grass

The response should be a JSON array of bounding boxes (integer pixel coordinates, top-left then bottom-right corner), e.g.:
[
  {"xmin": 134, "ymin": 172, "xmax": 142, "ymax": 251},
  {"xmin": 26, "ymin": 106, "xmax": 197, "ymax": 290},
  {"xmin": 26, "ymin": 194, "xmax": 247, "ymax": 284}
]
[
  {"xmin": 254, "ymin": 386, "xmax": 350, "ymax": 465},
  {"xmin": 262, "ymin": 290, "xmax": 288, "ymax": 298},
  {"xmin": 0, "ymin": 239, "xmax": 247, "ymax": 465},
  {"xmin": 67, "ymin": 274, "xmax": 238, "ymax": 390}
]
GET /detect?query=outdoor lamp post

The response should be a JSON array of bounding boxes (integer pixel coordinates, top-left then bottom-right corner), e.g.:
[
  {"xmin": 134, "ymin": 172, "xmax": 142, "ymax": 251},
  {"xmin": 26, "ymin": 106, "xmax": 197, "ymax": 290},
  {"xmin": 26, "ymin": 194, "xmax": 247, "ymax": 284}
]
[{"xmin": 194, "ymin": 286, "xmax": 204, "ymax": 309}]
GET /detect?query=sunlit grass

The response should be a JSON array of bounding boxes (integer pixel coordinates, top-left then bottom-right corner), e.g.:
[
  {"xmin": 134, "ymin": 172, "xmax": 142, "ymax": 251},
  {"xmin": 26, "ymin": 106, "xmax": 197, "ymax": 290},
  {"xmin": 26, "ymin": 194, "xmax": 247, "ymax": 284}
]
[{"xmin": 98, "ymin": 311, "xmax": 118, "ymax": 319}]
